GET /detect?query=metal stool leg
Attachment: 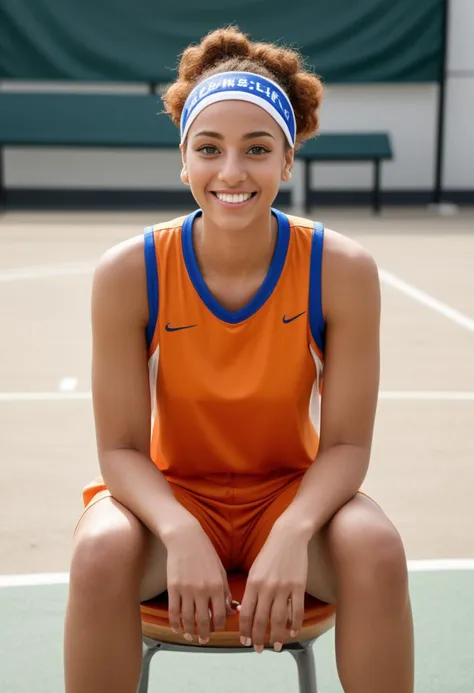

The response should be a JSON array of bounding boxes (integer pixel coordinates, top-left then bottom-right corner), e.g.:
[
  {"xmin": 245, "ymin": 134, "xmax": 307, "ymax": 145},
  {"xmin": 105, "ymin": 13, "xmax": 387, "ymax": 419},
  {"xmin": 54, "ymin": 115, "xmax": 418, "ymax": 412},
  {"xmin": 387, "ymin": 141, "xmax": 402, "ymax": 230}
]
[
  {"xmin": 288, "ymin": 642, "xmax": 318, "ymax": 693},
  {"xmin": 138, "ymin": 639, "xmax": 161, "ymax": 693}
]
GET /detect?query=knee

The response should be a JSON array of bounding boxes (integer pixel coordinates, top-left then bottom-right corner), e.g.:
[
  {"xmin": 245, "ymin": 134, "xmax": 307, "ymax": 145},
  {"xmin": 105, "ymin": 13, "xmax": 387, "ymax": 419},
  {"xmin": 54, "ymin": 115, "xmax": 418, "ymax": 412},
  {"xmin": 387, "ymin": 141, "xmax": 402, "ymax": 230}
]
[
  {"xmin": 69, "ymin": 515, "xmax": 147, "ymax": 600},
  {"xmin": 329, "ymin": 501, "xmax": 408, "ymax": 597}
]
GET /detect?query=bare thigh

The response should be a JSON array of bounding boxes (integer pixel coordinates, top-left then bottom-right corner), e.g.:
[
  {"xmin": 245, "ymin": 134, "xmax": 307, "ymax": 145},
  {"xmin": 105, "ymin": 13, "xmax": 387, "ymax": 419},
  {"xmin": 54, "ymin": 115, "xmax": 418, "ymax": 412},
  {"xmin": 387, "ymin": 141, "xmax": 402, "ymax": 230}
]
[
  {"xmin": 306, "ymin": 493, "xmax": 402, "ymax": 605},
  {"xmin": 74, "ymin": 495, "xmax": 168, "ymax": 603},
  {"xmin": 306, "ymin": 523, "xmax": 337, "ymax": 604},
  {"xmin": 140, "ymin": 526, "xmax": 168, "ymax": 602}
]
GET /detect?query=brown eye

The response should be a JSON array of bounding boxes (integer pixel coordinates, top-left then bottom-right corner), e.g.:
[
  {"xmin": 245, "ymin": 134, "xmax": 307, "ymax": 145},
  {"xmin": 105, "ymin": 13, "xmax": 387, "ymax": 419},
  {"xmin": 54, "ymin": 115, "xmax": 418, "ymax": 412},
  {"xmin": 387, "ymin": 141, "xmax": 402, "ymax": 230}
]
[
  {"xmin": 248, "ymin": 146, "xmax": 270, "ymax": 155},
  {"xmin": 198, "ymin": 145, "xmax": 219, "ymax": 155}
]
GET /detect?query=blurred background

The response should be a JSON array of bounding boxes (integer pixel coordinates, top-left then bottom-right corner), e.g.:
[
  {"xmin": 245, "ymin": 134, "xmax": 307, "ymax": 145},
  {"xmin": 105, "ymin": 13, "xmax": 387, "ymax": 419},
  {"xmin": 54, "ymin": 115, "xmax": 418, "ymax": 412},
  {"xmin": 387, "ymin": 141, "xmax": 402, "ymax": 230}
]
[
  {"xmin": 1, "ymin": 2, "xmax": 473, "ymax": 692},
  {"xmin": 0, "ymin": 0, "xmax": 472, "ymax": 209}
]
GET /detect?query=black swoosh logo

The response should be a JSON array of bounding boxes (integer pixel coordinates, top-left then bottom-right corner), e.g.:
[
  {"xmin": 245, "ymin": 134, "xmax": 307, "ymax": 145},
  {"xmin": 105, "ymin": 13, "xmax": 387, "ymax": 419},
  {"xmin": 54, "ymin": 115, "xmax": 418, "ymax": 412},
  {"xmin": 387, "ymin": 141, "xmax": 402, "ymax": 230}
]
[
  {"xmin": 165, "ymin": 322, "xmax": 198, "ymax": 332},
  {"xmin": 282, "ymin": 311, "xmax": 306, "ymax": 324}
]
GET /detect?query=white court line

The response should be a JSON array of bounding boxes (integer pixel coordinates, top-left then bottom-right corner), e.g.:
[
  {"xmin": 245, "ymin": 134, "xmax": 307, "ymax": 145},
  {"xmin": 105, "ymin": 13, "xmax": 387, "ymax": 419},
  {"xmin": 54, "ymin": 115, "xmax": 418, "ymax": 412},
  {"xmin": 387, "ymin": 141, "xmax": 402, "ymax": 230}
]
[
  {"xmin": 58, "ymin": 377, "xmax": 78, "ymax": 392},
  {"xmin": 380, "ymin": 269, "xmax": 474, "ymax": 333},
  {"xmin": 379, "ymin": 391, "xmax": 474, "ymax": 401},
  {"xmin": 1, "ymin": 559, "xmax": 473, "ymax": 588},
  {"xmin": 1, "ymin": 391, "xmax": 474, "ymax": 402},
  {"xmin": 0, "ymin": 392, "xmax": 91, "ymax": 401},
  {"xmin": 0, "ymin": 262, "xmax": 95, "ymax": 282},
  {"xmin": 408, "ymin": 559, "xmax": 474, "ymax": 572},
  {"xmin": 0, "ymin": 573, "xmax": 70, "ymax": 587}
]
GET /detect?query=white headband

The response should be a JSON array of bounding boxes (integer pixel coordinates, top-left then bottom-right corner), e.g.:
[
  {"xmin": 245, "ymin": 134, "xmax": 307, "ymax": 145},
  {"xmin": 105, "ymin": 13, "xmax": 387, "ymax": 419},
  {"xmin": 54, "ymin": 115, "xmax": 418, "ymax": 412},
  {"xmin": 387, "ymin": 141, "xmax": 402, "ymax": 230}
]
[{"xmin": 180, "ymin": 71, "xmax": 296, "ymax": 147}]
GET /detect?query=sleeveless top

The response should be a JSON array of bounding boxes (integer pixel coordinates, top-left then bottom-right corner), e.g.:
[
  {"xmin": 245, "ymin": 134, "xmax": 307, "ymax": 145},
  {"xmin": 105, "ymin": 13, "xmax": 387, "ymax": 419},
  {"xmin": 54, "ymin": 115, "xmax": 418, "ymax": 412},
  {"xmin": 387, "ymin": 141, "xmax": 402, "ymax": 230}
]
[{"xmin": 143, "ymin": 208, "xmax": 325, "ymax": 486}]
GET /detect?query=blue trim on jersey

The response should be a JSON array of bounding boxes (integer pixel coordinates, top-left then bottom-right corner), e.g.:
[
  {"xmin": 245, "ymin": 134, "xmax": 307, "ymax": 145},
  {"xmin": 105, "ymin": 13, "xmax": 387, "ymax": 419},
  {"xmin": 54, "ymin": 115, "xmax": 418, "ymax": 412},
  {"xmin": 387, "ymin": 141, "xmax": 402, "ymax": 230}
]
[
  {"xmin": 182, "ymin": 208, "xmax": 290, "ymax": 324},
  {"xmin": 309, "ymin": 222, "xmax": 325, "ymax": 354},
  {"xmin": 144, "ymin": 227, "xmax": 159, "ymax": 348}
]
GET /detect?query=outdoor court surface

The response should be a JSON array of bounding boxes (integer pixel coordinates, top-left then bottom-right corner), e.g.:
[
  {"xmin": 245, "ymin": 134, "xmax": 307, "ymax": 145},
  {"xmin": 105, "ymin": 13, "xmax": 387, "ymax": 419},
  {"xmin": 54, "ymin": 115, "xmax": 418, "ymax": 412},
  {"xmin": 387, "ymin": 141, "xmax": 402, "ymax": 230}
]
[{"xmin": 1, "ymin": 206, "xmax": 473, "ymax": 692}]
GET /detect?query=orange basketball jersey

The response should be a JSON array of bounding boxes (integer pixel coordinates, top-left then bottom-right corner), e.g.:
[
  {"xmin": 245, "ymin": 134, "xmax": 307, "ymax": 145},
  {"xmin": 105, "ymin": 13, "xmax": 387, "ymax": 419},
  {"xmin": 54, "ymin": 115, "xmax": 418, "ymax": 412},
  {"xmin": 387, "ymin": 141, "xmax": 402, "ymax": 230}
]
[
  {"xmin": 82, "ymin": 208, "xmax": 325, "ymax": 507},
  {"xmin": 145, "ymin": 208, "xmax": 325, "ymax": 482}
]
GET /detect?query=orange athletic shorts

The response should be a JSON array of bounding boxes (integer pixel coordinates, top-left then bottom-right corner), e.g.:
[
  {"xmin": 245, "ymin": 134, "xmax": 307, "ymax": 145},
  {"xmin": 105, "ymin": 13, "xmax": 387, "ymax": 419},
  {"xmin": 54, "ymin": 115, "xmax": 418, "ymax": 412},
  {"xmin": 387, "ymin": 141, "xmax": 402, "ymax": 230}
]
[{"xmin": 77, "ymin": 470, "xmax": 308, "ymax": 573}]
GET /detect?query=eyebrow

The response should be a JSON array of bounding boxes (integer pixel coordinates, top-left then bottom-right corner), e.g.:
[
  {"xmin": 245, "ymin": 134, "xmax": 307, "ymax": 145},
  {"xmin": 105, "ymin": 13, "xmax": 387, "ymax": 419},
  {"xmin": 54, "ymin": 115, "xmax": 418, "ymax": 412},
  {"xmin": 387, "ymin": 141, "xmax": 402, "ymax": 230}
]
[{"xmin": 192, "ymin": 130, "xmax": 275, "ymax": 140}]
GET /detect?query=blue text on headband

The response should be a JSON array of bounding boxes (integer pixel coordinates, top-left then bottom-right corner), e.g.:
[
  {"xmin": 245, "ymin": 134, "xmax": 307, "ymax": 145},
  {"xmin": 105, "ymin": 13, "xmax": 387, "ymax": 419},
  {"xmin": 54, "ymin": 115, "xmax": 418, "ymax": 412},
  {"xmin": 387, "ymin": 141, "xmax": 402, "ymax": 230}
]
[{"xmin": 180, "ymin": 71, "xmax": 296, "ymax": 148}]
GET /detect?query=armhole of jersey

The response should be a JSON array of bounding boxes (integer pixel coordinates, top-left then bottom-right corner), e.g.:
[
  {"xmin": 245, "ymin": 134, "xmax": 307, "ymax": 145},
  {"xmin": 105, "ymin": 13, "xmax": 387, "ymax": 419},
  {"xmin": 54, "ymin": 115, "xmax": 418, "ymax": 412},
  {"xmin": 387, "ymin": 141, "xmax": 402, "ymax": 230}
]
[
  {"xmin": 144, "ymin": 227, "xmax": 159, "ymax": 350},
  {"xmin": 309, "ymin": 222, "xmax": 325, "ymax": 355}
]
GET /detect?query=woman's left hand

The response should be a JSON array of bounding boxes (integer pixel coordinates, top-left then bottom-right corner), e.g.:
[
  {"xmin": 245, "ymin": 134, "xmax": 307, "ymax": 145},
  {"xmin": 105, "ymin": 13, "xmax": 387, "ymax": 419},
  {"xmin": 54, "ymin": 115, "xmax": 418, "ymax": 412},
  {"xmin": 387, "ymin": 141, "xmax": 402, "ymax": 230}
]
[{"xmin": 238, "ymin": 524, "xmax": 309, "ymax": 652}]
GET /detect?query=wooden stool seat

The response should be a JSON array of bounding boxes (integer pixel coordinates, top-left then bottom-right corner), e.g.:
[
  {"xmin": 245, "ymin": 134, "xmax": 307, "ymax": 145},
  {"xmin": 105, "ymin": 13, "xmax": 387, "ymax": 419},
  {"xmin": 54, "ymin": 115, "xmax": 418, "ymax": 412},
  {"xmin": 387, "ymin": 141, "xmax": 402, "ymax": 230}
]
[{"xmin": 141, "ymin": 572, "xmax": 336, "ymax": 648}]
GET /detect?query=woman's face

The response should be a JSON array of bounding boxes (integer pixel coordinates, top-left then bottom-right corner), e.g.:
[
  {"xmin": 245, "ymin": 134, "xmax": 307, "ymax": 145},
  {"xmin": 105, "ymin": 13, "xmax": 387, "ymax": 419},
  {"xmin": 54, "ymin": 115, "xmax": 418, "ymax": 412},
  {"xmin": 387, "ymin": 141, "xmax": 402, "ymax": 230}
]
[{"xmin": 182, "ymin": 100, "xmax": 294, "ymax": 228}]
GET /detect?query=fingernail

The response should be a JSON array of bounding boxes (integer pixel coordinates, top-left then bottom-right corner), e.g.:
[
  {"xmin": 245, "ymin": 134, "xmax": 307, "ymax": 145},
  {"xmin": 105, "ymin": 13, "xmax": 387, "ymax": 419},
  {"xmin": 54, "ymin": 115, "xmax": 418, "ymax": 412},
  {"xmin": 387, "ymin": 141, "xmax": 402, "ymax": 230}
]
[
  {"xmin": 274, "ymin": 642, "xmax": 283, "ymax": 652},
  {"xmin": 254, "ymin": 644, "xmax": 264, "ymax": 654},
  {"xmin": 240, "ymin": 636, "xmax": 246, "ymax": 646},
  {"xmin": 172, "ymin": 627, "xmax": 181, "ymax": 634},
  {"xmin": 290, "ymin": 630, "xmax": 299, "ymax": 638},
  {"xmin": 198, "ymin": 636, "xmax": 209, "ymax": 645},
  {"xmin": 236, "ymin": 605, "xmax": 242, "ymax": 612},
  {"xmin": 183, "ymin": 633, "xmax": 193, "ymax": 642},
  {"xmin": 245, "ymin": 637, "xmax": 252, "ymax": 647}
]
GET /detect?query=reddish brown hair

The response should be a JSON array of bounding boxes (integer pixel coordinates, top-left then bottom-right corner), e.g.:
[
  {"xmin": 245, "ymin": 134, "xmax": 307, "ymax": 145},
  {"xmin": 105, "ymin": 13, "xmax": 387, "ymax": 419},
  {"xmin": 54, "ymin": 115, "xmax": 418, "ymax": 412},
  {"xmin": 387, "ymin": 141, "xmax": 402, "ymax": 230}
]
[{"xmin": 163, "ymin": 26, "xmax": 324, "ymax": 150}]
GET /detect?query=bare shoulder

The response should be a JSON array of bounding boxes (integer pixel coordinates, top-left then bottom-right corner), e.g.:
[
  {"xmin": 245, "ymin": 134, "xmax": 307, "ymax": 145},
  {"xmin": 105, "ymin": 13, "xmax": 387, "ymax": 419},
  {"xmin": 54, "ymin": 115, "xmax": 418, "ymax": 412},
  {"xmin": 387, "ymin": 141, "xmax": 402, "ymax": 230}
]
[
  {"xmin": 322, "ymin": 228, "xmax": 380, "ymax": 320},
  {"xmin": 92, "ymin": 234, "xmax": 148, "ymax": 326},
  {"xmin": 95, "ymin": 233, "xmax": 145, "ymax": 281},
  {"xmin": 323, "ymin": 227, "xmax": 378, "ymax": 275}
]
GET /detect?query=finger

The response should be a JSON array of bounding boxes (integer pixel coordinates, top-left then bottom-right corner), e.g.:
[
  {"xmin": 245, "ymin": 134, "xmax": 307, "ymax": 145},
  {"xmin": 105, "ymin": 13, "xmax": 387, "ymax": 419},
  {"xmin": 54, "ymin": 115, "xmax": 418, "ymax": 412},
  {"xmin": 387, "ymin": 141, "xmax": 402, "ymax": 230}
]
[
  {"xmin": 239, "ymin": 586, "xmax": 258, "ymax": 647},
  {"xmin": 222, "ymin": 572, "xmax": 236, "ymax": 616},
  {"xmin": 194, "ymin": 596, "xmax": 211, "ymax": 645},
  {"xmin": 251, "ymin": 592, "xmax": 273, "ymax": 651},
  {"xmin": 180, "ymin": 593, "xmax": 195, "ymax": 641},
  {"xmin": 290, "ymin": 589, "xmax": 305, "ymax": 638},
  {"xmin": 286, "ymin": 600, "xmax": 292, "ymax": 628},
  {"xmin": 270, "ymin": 593, "xmax": 291, "ymax": 650},
  {"xmin": 210, "ymin": 586, "xmax": 227, "ymax": 632},
  {"xmin": 167, "ymin": 588, "xmax": 183, "ymax": 634},
  {"xmin": 225, "ymin": 594, "xmax": 238, "ymax": 615}
]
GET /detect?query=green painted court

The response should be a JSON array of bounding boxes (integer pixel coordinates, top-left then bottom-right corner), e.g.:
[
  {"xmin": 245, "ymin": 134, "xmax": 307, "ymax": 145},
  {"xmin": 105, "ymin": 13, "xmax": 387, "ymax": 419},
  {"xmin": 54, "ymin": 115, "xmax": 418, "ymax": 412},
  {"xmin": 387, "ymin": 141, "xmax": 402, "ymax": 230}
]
[{"xmin": 1, "ymin": 571, "xmax": 473, "ymax": 692}]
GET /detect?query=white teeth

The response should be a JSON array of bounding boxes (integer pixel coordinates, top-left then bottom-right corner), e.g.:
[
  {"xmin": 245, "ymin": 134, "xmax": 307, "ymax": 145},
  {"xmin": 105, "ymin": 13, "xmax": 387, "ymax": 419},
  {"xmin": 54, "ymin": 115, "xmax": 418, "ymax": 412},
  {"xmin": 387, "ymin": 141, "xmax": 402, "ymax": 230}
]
[{"xmin": 215, "ymin": 193, "xmax": 253, "ymax": 204}]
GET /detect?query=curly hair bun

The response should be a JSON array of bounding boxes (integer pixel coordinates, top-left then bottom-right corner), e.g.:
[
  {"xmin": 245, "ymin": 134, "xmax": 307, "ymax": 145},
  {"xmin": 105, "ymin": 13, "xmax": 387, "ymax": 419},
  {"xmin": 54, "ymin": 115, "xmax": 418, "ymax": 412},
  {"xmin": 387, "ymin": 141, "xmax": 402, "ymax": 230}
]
[{"xmin": 163, "ymin": 26, "xmax": 324, "ymax": 148}]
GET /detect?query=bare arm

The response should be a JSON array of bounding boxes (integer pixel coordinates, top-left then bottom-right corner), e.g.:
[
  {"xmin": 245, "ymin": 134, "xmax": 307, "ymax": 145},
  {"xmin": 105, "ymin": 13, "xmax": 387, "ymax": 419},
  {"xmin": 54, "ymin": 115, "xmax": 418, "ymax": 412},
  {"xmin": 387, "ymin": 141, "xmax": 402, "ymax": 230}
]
[
  {"xmin": 91, "ymin": 237, "xmax": 198, "ymax": 544},
  {"xmin": 238, "ymin": 231, "xmax": 381, "ymax": 649},
  {"xmin": 91, "ymin": 236, "xmax": 240, "ymax": 638},
  {"xmin": 272, "ymin": 231, "xmax": 381, "ymax": 539}
]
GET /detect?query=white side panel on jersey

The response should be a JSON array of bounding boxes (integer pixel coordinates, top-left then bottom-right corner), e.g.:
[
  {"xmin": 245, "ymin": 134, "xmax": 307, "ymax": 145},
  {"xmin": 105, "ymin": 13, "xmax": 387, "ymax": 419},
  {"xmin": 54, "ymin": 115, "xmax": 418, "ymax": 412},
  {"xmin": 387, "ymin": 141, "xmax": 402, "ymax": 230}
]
[
  {"xmin": 148, "ymin": 345, "xmax": 160, "ymax": 436},
  {"xmin": 309, "ymin": 344, "xmax": 323, "ymax": 434}
]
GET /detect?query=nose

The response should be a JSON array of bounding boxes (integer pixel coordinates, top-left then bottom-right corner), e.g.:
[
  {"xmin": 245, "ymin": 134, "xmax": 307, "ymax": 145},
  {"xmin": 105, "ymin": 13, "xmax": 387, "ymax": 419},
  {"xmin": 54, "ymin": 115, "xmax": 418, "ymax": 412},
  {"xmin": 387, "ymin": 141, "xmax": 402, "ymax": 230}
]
[{"xmin": 217, "ymin": 152, "xmax": 247, "ymax": 187}]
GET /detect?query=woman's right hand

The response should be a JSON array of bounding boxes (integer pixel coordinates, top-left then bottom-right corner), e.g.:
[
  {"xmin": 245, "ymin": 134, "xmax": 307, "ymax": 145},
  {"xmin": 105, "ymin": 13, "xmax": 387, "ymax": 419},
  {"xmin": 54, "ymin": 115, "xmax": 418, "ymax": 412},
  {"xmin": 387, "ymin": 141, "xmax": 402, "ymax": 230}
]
[{"xmin": 165, "ymin": 519, "xmax": 234, "ymax": 644}]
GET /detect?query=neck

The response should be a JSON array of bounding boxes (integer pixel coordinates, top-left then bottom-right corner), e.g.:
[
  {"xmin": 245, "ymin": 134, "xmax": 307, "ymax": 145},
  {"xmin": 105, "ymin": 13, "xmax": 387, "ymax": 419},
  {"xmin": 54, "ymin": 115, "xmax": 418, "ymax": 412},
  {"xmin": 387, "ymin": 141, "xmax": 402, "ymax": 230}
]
[{"xmin": 193, "ymin": 210, "xmax": 277, "ymax": 278}]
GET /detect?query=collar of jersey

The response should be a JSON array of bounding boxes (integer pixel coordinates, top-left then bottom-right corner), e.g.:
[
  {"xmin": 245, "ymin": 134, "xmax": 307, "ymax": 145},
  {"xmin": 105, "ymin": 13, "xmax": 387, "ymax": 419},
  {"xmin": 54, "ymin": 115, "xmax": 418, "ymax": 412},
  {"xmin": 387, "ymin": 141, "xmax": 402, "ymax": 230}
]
[{"xmin": 181, "ymin": 208, "xmax": 290, "ymax": 324}]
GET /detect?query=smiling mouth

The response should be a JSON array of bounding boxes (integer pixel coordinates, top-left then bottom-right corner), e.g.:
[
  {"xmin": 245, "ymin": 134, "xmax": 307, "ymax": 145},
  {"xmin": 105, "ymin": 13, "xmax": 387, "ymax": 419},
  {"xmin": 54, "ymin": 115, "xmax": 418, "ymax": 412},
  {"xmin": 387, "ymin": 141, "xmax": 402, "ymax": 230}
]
[{"xmin": 211, "ymin": 192, "xmax": 257, "ymax": 204}]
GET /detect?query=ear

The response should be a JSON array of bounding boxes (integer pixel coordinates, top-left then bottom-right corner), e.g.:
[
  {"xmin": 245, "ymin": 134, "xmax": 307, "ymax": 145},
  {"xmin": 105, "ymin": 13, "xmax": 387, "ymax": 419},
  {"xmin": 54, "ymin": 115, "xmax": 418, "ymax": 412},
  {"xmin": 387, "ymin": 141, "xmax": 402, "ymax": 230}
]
[
  {"xmin": 180, "ymin": 165, "xmax": 189, "ymax": 185},
  {"xmin": 179, "ymin": 143, "xmax": 189, "ymax": 185},
  {"xmin": 282, "ymin": 147, "xmax": 295, "ymax": 182}
]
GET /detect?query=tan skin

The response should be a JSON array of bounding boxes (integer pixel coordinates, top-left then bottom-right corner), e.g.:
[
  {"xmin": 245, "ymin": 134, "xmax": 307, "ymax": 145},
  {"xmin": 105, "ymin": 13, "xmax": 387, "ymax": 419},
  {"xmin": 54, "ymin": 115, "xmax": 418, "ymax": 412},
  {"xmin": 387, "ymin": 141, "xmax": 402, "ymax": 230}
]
[{"xmin": 64, "ymin": 99, "xmax": 414, "ymax": 692}]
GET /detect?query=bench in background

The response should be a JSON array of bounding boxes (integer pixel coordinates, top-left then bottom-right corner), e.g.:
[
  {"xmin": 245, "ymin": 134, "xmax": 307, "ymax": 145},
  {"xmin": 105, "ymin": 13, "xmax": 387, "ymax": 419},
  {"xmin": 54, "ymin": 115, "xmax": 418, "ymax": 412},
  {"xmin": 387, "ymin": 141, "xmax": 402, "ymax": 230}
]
[{"xmin": 0, "ymin": 93, "xmax": 393, "ymax": 213}]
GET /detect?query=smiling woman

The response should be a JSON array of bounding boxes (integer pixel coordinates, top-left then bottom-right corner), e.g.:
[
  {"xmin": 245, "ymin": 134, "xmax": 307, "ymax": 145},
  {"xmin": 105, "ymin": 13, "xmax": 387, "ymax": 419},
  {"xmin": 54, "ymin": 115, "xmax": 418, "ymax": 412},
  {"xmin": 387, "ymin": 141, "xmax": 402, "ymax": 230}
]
[
  {"xmin": 160, "ymin": 28, "xmax": 322, "ymax": 248},
  {"xmin": 64, "ymin": 25, "xmax": 414, "ymax": 693}
]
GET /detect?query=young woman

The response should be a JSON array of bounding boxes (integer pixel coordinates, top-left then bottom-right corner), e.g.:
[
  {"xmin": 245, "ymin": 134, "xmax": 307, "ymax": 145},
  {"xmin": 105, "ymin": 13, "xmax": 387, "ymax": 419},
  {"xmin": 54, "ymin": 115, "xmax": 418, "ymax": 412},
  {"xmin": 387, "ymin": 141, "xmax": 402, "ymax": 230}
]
[{"xmin": 64, "ymin": 26, "xmax": 414, "ymax": 693}]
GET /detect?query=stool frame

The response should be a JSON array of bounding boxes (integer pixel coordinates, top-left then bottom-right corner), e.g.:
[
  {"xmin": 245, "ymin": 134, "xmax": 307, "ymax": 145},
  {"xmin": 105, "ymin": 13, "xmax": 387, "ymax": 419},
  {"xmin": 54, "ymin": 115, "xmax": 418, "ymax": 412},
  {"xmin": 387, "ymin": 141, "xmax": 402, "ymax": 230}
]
[{"xmin": 138, "ymin": 635, "xmax": 321, "ymax": 693}]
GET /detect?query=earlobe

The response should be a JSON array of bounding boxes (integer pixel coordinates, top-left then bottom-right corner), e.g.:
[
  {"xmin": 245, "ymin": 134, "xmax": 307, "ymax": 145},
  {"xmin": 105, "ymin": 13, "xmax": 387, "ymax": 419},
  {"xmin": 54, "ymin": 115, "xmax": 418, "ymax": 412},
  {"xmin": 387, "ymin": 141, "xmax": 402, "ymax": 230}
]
[{"xmin": 181, "ymin": 166, "xmax": 189, "ymax": 185}]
